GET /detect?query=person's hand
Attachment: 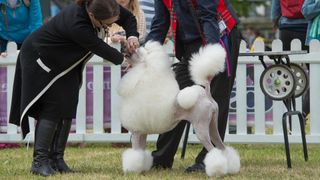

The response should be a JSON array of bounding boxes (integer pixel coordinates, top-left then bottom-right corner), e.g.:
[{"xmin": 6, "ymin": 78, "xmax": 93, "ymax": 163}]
[
  {"xmin": 126, "ymin": 36, "xmax": 139, "ymax": 55},
  {"xmin": 1, "ymin": 52, "xmax": 7, "ymax": 57},
  {"xmin": 111, "ymin": 34, "xmax": 126, "ymax": 43},
  {"xmin": 121, "ymin": 57, "xmax": 132, "ymax": 72}
]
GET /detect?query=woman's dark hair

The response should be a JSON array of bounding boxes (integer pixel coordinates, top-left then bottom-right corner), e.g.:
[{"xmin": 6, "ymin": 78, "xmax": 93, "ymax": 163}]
[{"xmin": 76, "ymin": 0, "xmax": 120, "ymax": 20}]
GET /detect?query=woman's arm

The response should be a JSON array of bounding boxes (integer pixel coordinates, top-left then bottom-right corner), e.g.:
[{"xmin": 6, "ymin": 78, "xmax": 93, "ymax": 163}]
[
  {"xmin": 271, "ymin": 0, "xmax": 281, "ymax": 22},
  {"xmin": 137, "ymin": 9, "xmax": 146, "ymax": 42},
  {"xmin": 144, "ymin": 0, "xmax": 170, "ymax": 44},
  {"xmin": 196, "ymin": 0, "xmax": 220, "ymax": 44},
  {"xmin": 302, "ymin": 0, "xmax": 320, "ymax": 20},
  {"xmin": 115, "ymin": 6, "xmax": 139, "ymax": 39},
  {"xmin": 68, "ymin": 19, "xmax": 124, "ymax": 65},
  {"xmin": 29, "ymin": 0, "xmax": 43, "ymax": 32}
]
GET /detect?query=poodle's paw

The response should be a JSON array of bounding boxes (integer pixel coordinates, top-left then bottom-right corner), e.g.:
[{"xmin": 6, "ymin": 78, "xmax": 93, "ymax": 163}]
[
  {"xmin": 143, "ymin": 150, "xmax": 153, "ymax": 171},
  {"xmin": 122, "ymin": 148, "xmax": 146, "ymax": 173},
  {"xmin": 223, "ymin": 146, "xmax": 241, "ymax": 174},
  {"xmin": 204, "ymin": 148, "xmax": 228, "ymax": 177},
  {"xmin": 122, "ymin": 149, "xmax": 154, "ymax": 173}
]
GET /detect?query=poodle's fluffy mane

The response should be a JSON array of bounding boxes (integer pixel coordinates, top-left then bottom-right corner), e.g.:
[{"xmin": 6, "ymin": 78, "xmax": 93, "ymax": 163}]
[{"xmin": 118, "ymin": 41, "xmax": 180, "ymax": 134}]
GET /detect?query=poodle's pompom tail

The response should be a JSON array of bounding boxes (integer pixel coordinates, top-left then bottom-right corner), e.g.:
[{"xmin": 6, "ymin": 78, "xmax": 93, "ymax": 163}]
[
  {"xmin": 223, "ymin": 146, "xmax": 241, "ymax": 174},
  {"xmin": 177, "ymin": 85, "xmax": 203, "ymax": 109},
  {"xmin": 204, "ymin": 148, "xmax": 228, "ymax": 177},
  {"xmin": 122, "ymin": 148, "xmax": 152, "ymax": 173},
  {"xmin": 190, "ymin": 44, "xmax": 226, "ymax": 85}
]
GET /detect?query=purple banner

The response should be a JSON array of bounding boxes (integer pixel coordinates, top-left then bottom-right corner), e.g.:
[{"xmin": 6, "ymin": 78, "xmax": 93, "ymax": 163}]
[{"xmin": 83, "ymin": 66, "xmax": 112, "ymax": 130}]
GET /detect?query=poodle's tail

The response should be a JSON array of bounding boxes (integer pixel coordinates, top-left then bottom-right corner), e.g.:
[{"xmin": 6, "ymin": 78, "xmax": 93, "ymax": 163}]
[
  {"xmin": 189, "ymin": 44, "xmax": 226, "ymax": 86},
  {"xmin": 177, "ymin": 85, "xmax": 203, "ymax": 109}
]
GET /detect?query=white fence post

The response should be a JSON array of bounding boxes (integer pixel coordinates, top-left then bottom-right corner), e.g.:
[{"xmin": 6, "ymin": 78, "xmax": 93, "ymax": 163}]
[
  {"xmin": 252, "ymin": 40, "xmax": 266, "ymax": 135},
  {"xmin": 309, "ymin": 40, "xmax": 320, "ymax": 136},
  {"xmin": 236, "ymin": 41, "xmax": 248, "ymax": 135},
  {"xmin": 6, "ymin": 42, "xmax": 18, "ymax": 134},
  {"xmin": 93, "ymin": 58, "xmax": 104, "ymax": 134}
]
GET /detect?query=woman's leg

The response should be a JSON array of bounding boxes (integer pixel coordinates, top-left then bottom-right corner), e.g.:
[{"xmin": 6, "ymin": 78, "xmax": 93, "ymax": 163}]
[
  {"xmin": 31, "ymin": 119, "xmax": 58, "ymax": 176},
  {"xmin": 49, "ymin": 118, "xmax": 73, "ymax": 173}
]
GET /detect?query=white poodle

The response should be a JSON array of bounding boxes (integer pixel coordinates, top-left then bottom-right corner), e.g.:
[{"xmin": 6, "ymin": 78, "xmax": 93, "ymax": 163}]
[{"xmin": 118, "ymin": 41, "xmax": 240, "ymax": 177}]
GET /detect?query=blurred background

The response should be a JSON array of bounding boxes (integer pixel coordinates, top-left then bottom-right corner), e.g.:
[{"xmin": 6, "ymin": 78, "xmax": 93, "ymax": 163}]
[{"xmin": 43, "ymin": 0, "xmax": 275, "ymax": 45}]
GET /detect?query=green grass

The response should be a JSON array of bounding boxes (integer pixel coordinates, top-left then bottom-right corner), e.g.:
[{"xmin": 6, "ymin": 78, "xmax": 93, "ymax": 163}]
[{"xmin": 0, "ymin": 143, "xmax": 319, "ymax": 180}]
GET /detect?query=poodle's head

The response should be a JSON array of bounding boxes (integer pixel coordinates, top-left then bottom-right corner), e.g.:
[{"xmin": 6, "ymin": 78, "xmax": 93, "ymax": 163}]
[
  {"xmin": 125, "ymin": 46, "xmax": 148, "ymax": 67},
  {"xmin": 125, "ymin": 41, "xmax": 172, "ymax": 69}
]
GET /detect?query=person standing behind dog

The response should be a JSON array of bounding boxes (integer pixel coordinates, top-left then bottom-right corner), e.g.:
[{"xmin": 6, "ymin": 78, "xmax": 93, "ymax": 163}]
[
  {"xmin": 109, "ymin": 0, "xmax": 146, "ymax": 43},
  {"xmin": 272, "ymin": 0, "xmax": 310, "ymax": 119},
  {"xmin": 139, "ymin": 0, "xmax": 155, "ymax": 34},
  {"xmin": 302, "ymin": 0, "xmax": 320, "ymax": 45},
  {"xmin": 9, "ymin": 0, "xmax": 139, "ymax": 176},
  {"xmin": 0, "ymin": 0, "xmax": 42, "ymax": 57},
  {"xmin": 144, "ymin": 0, "xmax": 241, "ymax": 172}
]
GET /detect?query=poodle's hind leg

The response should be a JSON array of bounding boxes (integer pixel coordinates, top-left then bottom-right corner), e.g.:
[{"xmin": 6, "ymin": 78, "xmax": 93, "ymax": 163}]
[
  {"xmin": 189, "ymin": 112, "xmax": 214, "ymax": 152},
  {"xmin": 210, "ymin": 102, "xmax": 240, "ymax": 175},
  {"xmin": 189, "ymin": 104, "xmax": 228, "ymax": 177},
  {"xmin": 122, "ymin": 133, "xmax": 153, "ymax": 173},
  {"xmin": 209, "ymin": 106, "xmax": 225, "ymax": 150}
]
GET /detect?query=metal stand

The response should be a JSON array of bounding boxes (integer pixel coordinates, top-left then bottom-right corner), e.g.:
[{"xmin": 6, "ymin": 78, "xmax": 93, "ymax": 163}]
[
  {"xmin": 181, "ymin": 122, "xmax": 190, "ymax": 160},
  {"xmin": 282, "ymin": 97, "xmax": 308, "ymax": 168}
]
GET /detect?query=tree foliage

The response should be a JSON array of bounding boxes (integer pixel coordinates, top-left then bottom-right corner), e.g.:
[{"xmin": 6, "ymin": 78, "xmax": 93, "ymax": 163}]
[{"xmin": 230, "ymin": 0, "xmax": 268, "ymax": 17}]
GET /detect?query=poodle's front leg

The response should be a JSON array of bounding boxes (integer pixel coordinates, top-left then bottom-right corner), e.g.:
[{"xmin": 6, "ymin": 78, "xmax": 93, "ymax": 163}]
[
  {"xmin": 131, "ymin": 133, "xmax": 147, "ymax": 150},
  {"xmin": 122, "ymin": 132, "xmax": 153, "ymax": 173}
]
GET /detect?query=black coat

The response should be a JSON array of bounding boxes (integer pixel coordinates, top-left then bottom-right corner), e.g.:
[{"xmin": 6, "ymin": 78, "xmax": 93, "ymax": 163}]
[{"xmin": 9, "ymin": 3, "xmax": 139, "ymax": 138}]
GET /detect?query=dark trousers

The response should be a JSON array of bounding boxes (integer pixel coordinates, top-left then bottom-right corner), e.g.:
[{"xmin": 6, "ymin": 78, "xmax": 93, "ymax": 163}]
[
  {"xmin": 280, "ymin": 29, "xmax": 310, "ymax": 116},
  {"xmin": 152, "ymin": 27, "xmax": 241, "ymax": 167}
]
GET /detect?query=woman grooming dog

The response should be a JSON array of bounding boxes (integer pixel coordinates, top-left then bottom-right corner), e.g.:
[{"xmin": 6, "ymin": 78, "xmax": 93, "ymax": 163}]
[{"xmin": 9, "ymin": 0, "xmax": 139, "ymax": 176}]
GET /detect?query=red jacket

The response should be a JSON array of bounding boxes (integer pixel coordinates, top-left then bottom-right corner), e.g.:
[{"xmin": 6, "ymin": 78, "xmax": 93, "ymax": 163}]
[{"xmin": 162, "ymin": 0, "xmax": 238, "ymax": 36}]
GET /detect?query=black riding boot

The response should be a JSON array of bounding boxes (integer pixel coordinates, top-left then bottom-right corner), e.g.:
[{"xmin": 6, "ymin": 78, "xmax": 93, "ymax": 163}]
[
  {"xmin": 49, "ymin": 119, "xmax": 73, "ymax": 173},
  {"xmin": 31, "ymin": 119, "xmax": 57, "ymax": 176}
]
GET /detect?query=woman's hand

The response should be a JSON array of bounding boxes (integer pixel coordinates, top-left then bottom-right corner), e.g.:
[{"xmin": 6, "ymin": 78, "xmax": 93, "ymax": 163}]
[
  {"xmin": 126, "ymin": 36, "xmax": 139, "ymax": 55},
  {"xmin": 110, "ymin": 34, "xmax": 126, "ymax": 43}
]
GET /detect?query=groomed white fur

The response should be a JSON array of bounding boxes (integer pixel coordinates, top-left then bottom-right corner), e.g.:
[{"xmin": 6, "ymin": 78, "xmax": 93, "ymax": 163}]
[
  {"xmin": 122, "ymin": 149, "xmax": 153, "ymax": 173},
  {"xmin": 223, "ymin": 146, "xmax": 241, "ymax": 174},
  {"xmin": 119, "ymin": 41, "xmax": 239, "ymax": 177},
  {"xmin": 190, "ymin": 44, "xmax": 226, "ymax": 85},
  {"xmin": 177, "ymin": 85, "xmax": 203, "ymax": 109},
  {"xmin": 118, "ymin": 41, "xmax": 180, "ymax": 134},
  {"xmin": 143, "ymin": 150, "xmax": 153, "ymax": 171},
  {"xmin": 204, "ymin": 148, "xmax": 228, "ymax": 177}
]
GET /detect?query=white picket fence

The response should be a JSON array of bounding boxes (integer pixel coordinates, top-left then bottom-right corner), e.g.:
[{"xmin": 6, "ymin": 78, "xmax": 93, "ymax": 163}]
[{"xmin": 0, "ymin": 40, "xmax": 320, "ymax": 144}]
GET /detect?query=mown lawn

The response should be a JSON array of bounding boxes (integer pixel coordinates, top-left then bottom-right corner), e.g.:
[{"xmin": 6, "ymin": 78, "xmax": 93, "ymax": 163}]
[{"xmin": 0, "ymin": 143, "xmax": 319, "ymax": 180}]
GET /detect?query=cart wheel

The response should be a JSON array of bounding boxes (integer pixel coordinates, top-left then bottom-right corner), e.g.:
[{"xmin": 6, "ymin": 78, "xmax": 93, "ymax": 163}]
[
  {"xmin": 290, "ymin": 63, "xmax": 309, "ymax": 98},
  {"xmin": 260, "ymin": 64, "xmax": 296, "ymax": 100}
]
